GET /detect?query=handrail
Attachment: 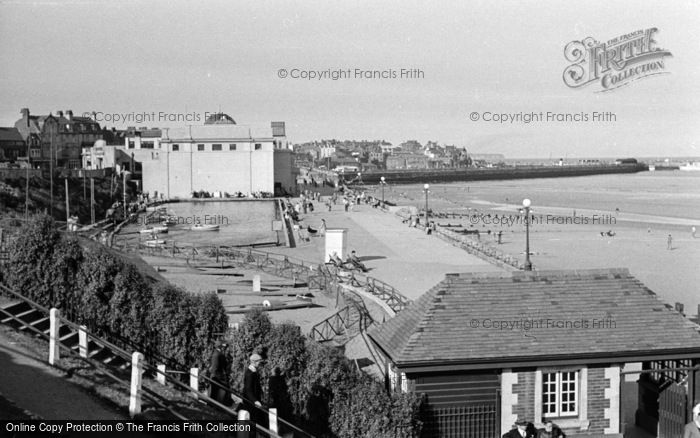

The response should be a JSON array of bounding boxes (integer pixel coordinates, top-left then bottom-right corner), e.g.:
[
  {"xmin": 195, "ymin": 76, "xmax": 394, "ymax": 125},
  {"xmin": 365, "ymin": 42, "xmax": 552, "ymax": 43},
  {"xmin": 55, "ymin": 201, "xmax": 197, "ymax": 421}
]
[
  {"xmin": 0, "ymin": 298, "xmax": 189, "ymax": 421},
  {"xmin": 1, "ymin": 281, "xmax": 312, "ymax": 437},
  {"xmin": 0, "ymin": 283, "xmax": 52, "ymax": 315}
]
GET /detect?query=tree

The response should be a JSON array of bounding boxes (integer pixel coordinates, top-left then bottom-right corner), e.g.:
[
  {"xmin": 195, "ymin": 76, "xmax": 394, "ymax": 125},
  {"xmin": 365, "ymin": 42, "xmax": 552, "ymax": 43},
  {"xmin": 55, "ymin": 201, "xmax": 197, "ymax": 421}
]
[
  {"xmin": 5, "ymin": 215, "xmax": 82, "ymax": 310},
  {"xmin": 108, "ymin": 263, "xmax": 155, "ymax": 350},
  {"xmin": 190, "ymin": 292, "xmax": 228, "ymax": 370},
  {"xmin": 228, "ymin": 308, "xmax": 273, "ymax": 389},
  {"xmin": 147, "ymin": 283, "xmax": 196, "ymax": 369},
  {"xmin": 75, "ymin": 244, "xmax": 124, "ymax": 333}
]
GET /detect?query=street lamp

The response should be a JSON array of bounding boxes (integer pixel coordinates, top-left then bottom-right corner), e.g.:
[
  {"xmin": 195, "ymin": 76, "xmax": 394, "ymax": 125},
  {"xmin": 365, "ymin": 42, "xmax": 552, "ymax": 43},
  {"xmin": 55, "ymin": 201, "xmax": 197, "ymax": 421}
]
[
  {"xmin": 357, "ymin": 172, "xmax": 362, "ymax": 184},
  {"xmin": 423, "ymin": 183, "xmax": 430, "ymax": 226},
  {"xmin": 380, "ymin": 176, "xmax": 386, "ymax": 204},
  {"xmin": 522, "ymin": 198, "xmax": 533, "ymax": 271}
]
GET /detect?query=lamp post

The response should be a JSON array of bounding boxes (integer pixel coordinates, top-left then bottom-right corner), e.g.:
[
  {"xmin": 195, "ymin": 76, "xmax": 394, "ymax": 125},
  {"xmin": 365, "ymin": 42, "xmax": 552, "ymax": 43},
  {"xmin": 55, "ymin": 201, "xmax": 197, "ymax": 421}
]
[
  {"xmin": 423, "ymin": 183, "xmax": 430, "ymax": 225},
  {"xmin": 357, "ymin": 172, "xmax": 362, "ymax": 185},
  {"xmin": 523, "ymin": 198, "xmax": 533, "ymax": 271},
  {"xmin": 380, "ymin": 176, "xmax": 386, "ymax": 204}
]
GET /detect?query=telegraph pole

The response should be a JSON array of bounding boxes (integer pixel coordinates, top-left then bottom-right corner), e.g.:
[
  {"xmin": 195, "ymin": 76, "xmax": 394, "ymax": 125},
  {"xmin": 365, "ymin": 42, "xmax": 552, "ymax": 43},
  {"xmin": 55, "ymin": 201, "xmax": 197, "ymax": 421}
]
[
  {"xmin": 90, "ymin": 177, "xmax": 95, "ymax": 225},
  {"xmin": 25, "ymin": 142, "xmax": 29, "ymax": 220},
  {"xmin": 49, "ymin": 131, "xmax": 53, "ymax": 217},
  {"xmin": 65, "ymin": 178, "xmax": 69, "ymax": 225}
]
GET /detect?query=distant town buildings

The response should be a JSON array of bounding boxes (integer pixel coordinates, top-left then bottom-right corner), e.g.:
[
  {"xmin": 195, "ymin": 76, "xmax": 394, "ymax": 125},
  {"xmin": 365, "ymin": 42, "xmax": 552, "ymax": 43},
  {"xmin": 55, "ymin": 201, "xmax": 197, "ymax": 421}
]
[
  {"xmin": 0, "ymin": 127, "xmax": 26, "ymax": 164},
  {"xmin": 14, "ymin": 108, "xmax": 102, "ymax": 169}
]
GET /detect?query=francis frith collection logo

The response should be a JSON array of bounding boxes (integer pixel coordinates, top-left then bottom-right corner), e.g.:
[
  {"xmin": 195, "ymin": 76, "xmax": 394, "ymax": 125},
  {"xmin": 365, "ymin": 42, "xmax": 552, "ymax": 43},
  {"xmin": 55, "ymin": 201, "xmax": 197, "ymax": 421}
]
[{"xmin": 563, "ymin": 28, "xmax": 672, "ymax": 92}]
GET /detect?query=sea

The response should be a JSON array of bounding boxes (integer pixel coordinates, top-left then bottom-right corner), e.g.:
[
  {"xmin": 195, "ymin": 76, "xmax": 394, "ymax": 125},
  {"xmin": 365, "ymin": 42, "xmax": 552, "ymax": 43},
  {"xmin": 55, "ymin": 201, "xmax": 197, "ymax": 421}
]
[{"xmin": 389, "ymin": 169, "xmax": 700, "ymax": 315}]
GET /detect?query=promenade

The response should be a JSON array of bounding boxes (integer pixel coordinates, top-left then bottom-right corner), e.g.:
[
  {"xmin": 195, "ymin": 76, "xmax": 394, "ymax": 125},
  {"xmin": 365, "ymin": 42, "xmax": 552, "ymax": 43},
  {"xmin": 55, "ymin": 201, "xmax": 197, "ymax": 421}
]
[{"xmin": 267, "ymin": 202, "xmax": 503, "ymax": 300}]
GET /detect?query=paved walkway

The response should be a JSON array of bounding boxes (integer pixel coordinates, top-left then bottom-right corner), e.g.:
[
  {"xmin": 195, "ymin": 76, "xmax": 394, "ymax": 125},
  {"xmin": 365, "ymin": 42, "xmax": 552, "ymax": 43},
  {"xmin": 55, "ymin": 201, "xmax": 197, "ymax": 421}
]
[
  {"xmin": 268, "ymin": 203, "xmax": 503, "ymax": 300},
  {"xmin": 0, "ymin": 325, "xmax": 127, "ymax": 420}
]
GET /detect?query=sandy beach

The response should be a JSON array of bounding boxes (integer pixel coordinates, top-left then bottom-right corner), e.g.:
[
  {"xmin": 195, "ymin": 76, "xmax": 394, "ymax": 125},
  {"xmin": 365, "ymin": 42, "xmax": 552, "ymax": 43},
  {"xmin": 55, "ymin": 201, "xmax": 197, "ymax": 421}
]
[{"xmin": 367, "ymin": 174, "xmax": 700, "ymax": 314}]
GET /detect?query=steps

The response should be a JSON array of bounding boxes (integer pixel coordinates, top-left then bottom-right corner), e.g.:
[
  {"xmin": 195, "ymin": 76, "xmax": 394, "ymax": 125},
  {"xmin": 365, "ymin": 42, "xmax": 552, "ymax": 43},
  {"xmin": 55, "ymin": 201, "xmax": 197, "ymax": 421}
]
[{"xmin": 0, "ymin": 299, "xmax": 130, "ymax": 372}]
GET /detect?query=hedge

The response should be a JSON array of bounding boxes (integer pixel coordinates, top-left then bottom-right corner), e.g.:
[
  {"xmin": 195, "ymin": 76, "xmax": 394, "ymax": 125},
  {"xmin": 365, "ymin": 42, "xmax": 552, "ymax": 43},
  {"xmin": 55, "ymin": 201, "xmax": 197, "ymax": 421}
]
[
  {"xmin": 228, "ymin": 309, "xmax": 423, "ymax": 438},
  {"xmin": 3, "ymin": 215, "xmax": 227, "ymax": 371}
]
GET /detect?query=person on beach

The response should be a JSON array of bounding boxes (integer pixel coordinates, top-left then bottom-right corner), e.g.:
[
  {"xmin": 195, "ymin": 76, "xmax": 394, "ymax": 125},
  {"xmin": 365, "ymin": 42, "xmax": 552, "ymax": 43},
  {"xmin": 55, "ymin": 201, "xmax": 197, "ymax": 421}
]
[
  {"xmin": 667, "ymin": 234, "xmax": 673, "ymax": 250},
  {"xmin": 347, "ymin": 250, "xmax": 368, "ymax": 272}
]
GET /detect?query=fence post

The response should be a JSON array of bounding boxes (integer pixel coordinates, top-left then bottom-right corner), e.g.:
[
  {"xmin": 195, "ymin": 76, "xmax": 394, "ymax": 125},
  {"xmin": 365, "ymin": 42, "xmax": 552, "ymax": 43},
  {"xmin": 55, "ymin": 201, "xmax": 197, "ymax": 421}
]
[
  {"xmin": 238, "ymin": 409, "xmax": 251, "ymax": 438},
  {"xmin": 78, "ymin": 325, "xmax": 88, "ymax": 358},
  {"xmin": 129, "ymin": 352, "xmax": 144, "ymax": 417},
  {"xmin": 156, "ymin": 364, "xmax": 166, "ymax": 385},
  {"xmin": 49, "ymin": 308, "xmax": 60, "ymax": 365},
  {"xmin": 190, "ymin": 367, "xmax": 200, "ymax": 398},
  {"xmin": 269, "ymin": 407, "xmax": 278, "ymax": 434}
]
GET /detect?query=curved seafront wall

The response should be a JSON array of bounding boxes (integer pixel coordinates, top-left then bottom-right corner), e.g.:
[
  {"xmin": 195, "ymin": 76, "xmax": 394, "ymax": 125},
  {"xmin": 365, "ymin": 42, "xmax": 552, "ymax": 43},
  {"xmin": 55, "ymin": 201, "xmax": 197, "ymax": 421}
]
[{"xmin": 353, "ymin": 163, "xmax": 646, "ymax": 185}]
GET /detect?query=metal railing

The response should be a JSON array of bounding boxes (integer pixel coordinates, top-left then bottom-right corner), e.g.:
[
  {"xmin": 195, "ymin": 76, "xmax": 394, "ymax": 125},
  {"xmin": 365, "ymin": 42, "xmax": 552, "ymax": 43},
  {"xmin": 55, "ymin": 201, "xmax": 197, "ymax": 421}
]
[{"xmin": 113, "ymin": 240, "xmax": 412, "ymax": 314}]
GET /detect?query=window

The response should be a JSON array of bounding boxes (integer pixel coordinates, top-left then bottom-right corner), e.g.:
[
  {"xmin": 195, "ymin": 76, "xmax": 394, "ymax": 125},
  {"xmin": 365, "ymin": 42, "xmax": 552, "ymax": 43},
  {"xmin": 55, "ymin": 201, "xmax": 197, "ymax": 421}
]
[
  {"xmin": 128, "ymin": 140, "xmax": 135, "ymax": 149},
  {"xmin": 543, "ymin": 371, "xmax": 578, "ymax": 417},
  {"xmin": 212, "ymin": 144, "xmax": 222, "ymax": 151},
  {"xmin": 30, "ymin": 149, "xmax": 41, "ymax": 158},
  {"xmin": 197, "ymin": 144, "xmax": 205, "ymax": 151},
  {"xmin": 172, "ymin": 144, "xmax": 179, "ymax": 151},
  {"xmin": 142, "ymin": 141, "xmax": 154, "ymax": 149},
  {"xmin": 229, "ymin": 144, "xmax": 237, "ymax": 151},
  {"xmin": 255, "ymin": 143, "xmax": 262, "ymax": 150}
]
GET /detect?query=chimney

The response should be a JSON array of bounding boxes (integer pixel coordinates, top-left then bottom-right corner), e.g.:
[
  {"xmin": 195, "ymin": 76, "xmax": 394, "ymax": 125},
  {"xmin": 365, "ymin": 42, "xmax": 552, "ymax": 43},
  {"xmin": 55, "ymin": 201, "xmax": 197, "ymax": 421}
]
[
  {"xmin": 675, "ymin": 302, "xmax": 685, "ymax": 315},
  {"xmin": 66, "ymin": 110, "xmax": 73, "ymax": 120},
  {"xmin": 57, "ymin": 110, "xmax": 64, "ymax": 118},
  {"xmin": 20, "ymin": 108, "xmax": 30, "ymax": 127},
  {"xmin": 271, "ymin": 121, "xmax": 286, "ymax": 137}
]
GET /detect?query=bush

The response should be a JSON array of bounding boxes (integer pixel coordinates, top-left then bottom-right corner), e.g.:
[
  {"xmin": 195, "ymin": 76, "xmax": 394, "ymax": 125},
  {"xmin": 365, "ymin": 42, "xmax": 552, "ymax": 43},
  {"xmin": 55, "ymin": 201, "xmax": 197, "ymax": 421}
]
[
  {"xmin": 75, "ymin": 243, "xmax": 125, "ymax": 334},
  {"xmin": 5, "ymin": 214, "xmax": 228, "ymax": 376},
  {"xmin": 190, "ymin": 292, "xmax": 229, "ymax": 371},
  {"xmin": 108, "ymin": 263, "xmax": 155, "ymax": 350},
  {"xmin": 147, "ymin": 283, "xmax": 196, "ymax": 369},
  {"xmin": 5, "ymin": 215, "xmax": 82, "ymax": 309},
  {"xmin": 228, "ymin": 310, "xmax": 423, "ymax": 437}
]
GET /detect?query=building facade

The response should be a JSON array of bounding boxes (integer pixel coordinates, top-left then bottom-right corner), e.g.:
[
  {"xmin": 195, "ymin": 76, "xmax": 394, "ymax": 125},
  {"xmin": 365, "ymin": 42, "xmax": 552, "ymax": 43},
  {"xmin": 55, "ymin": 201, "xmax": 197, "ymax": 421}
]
[
  {"xmin": 369, "ymin": 269, "xmax": 700, "ymax": 438},
  {"xmin": 0, "ymin": 127, "xmax": 26, "ymax": 163},
  {"xmin": 141, "ymin": 116, "xmax": 294, "ymax": 198},
  {"xmin": 14, "ymin": 108, "xmax": 102, "ymax": 169},
  {"xmin": 386, "ymin": 152, "xmax": 429, "ymax": 169}
]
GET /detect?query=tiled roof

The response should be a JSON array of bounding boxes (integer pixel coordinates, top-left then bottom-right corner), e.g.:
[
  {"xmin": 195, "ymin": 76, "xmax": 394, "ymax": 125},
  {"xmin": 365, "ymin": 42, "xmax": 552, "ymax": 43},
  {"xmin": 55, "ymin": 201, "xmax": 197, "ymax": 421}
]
[
  {"xmin": 0, "ymin": 127, "xmax": 24, "ymax": 143},
  {"xmin": 368, "ymin": 269, "xmax": 700, "ymax": 369}
]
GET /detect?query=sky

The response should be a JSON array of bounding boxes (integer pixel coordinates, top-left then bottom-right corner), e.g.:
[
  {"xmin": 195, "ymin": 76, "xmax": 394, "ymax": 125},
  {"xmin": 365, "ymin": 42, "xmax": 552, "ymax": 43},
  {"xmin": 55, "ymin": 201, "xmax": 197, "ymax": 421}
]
[{"xmin": 1, "ymin": 0, "xmax": 699, "ymax": 158}]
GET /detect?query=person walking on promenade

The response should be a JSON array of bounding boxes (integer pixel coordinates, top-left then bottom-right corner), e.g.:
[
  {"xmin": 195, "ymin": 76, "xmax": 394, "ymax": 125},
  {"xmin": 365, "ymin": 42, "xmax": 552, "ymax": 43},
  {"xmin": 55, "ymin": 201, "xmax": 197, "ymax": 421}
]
[
  {"xmin": 320, "ymin": 219, "xmax": 327, "ymax": 236},
  {"xmin": 693, "ymin": 226, "xmax": 697, "ymax": 238},
  {"xmin": 683, "ymin": 403, "xmax": 700, "ymax": 438},
  {"xmin": 209, "ymin": 340, "xmax": 231, "ymax": 405},
  {"xmin": 667, "ymin": 234, "xmax": 673, "ymax": 250},
  {"xmin": 243, "ymin": 353, "xmax": 265, "ymax": 425}
]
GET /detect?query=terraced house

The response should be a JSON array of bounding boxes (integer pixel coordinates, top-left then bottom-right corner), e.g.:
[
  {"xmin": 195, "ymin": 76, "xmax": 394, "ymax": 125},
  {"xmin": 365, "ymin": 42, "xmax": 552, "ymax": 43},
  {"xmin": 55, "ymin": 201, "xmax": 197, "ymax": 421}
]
[
  {"xmin": 14, "ymin": 108, "xmax": 102, "ymax": 169},
  {"xmin": 368, "ymin": 269, "xmax": 700, "ymax": 438}
]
